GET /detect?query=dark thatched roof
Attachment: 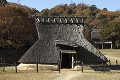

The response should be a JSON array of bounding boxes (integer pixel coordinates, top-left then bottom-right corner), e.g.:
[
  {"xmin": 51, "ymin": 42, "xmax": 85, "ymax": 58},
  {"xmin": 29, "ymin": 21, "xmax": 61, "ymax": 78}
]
[{"xmin": 18, "ymin": 17, "xmax": 108, "ymax": 63}]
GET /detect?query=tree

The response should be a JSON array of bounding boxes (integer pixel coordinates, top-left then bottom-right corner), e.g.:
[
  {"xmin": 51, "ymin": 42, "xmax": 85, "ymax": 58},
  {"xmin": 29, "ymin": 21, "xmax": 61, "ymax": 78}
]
[
  {"xmin": 89, "ymin": 5, "xmax": 97, "ymax": 11},
  {"xmin": 0, "ymin": 0, "xmax": 7, "ymax": 6},
  {"xmin": 96, "ymin": 13, "xmax": 105, "ymax": 19},
  {"xmin": 69, "ymin": 3, "xmax": 76, "ymax": 9},
  {"xmin": 99, "ymin": 21, "xmax": 120, "ymax": 48},
  {"xmin": 48, "ymin": 8, "xmax": 59, "ymax": 16},
  {"xmin": 41, "ymin": 9, "xmax": 49, "ymax": 16},
  {"xmin": 76, "ymin": 3, "xmax": 88, "ymax": 10},
  {"xmin": 0, "ymin": 3, "xmax": 38, "ymax": 48},
  {"xmin": 102, "ymin": 8, "xmax": 108, "ymax": 11},
  {"xmin": 88, "ymin": 5, "xmax": 98, "ymax": 16}
]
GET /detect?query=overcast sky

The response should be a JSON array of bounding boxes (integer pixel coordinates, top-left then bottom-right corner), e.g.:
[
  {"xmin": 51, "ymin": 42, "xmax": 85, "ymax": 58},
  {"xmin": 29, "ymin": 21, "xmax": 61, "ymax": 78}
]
[{"xmin": 7, "ymin": 0, "xmax": 120, "ymax": 11}]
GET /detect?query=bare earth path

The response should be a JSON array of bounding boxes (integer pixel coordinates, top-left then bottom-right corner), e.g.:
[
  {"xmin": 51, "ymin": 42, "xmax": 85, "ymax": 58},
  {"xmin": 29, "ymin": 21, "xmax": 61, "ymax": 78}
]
[
  {"xmin": 52, "ymin": 70, "xmax": 120, "ymax": 80},
  {"xmin": 52, "ymin": 70, "xmax": 82, "ymax": 80}
]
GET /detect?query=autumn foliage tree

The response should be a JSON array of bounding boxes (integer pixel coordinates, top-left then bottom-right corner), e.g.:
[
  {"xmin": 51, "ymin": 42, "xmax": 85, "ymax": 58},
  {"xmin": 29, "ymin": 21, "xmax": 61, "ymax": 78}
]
[
  {"xmin": 0, "ymin": 2, "xmax": 38, "ymax": 49},
  {"xmin": 0, "ymin": 2, "xmax": 120, "ymax": 48}
]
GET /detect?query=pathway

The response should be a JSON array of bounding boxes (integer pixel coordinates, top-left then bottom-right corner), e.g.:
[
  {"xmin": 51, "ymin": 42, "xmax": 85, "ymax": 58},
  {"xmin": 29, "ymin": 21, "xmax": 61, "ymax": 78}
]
[{"xmin": 52, "ymin": 70, "xmax": 82, "ymax": 80}]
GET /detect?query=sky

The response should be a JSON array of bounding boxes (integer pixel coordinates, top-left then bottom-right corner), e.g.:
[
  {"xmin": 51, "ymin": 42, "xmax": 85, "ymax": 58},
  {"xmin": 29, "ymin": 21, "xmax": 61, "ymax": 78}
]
[{"xmin": 7, "ymin": 0, "xmax": 120, "ymax": 12}]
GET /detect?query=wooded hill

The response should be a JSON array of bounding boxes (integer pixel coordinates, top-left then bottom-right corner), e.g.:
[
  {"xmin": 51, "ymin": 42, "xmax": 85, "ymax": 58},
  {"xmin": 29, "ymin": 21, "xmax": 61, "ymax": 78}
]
[
  {"xmin": 0, "ymin": 1, "xmax": 38, "ymax": 49},
  {"xmin": 0, "ymin": 2, "xmax": 120, "ymax": 49},
  {"xmin": 40, "ymin": 3, "xmax": 120, "ymax": 45}
]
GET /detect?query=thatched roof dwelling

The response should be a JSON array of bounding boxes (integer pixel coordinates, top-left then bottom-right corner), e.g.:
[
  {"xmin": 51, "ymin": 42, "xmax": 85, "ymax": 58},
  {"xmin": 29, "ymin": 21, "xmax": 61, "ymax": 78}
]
[{"xmin": 18, "ymin": 16, "xmax": 108, "ymax": 69}]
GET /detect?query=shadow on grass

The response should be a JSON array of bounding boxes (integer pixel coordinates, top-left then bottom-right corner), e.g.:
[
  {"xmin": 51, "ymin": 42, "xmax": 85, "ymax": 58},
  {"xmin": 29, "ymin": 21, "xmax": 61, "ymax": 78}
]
[{"xmin": 90, "ymin": 65, "xmax": 120, "ymax": 71}]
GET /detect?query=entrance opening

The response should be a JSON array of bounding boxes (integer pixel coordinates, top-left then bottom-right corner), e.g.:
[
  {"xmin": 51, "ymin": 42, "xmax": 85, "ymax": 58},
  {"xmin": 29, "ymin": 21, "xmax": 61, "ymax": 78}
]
[{"xmin": 61, "ymin": 54, "xmax": 72, "ymax": 69}]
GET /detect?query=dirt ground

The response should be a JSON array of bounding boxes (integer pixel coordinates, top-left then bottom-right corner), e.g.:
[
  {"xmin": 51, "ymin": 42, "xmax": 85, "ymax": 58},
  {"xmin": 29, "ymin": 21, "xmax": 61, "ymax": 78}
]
[
  {"xmin": 52, "ymin": 49, "xmax": 120, "ymax": 80},
  {"xmin": 53, "ymin": 70, "xmax": 120, "ymax": 80},
  {"xmin": 0, "ymin": 68, "xmax": 59, "ymax": 80},
  {"xmin": 53, "ymin": 70, "xmax": 81, "ymax": 80}
]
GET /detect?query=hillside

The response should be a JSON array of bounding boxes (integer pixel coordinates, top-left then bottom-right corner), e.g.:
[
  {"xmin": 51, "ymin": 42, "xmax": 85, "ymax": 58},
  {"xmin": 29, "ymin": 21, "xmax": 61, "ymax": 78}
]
[
  {"xmin": 39, "ymin": 3, "xmax": 120, "ymax": 44},
  {"xmin": 0, "ymin": 1, "xmax": 38, "ymax": 49},
  {"xmin": 0, "ymin": 2, "xmax": 120, "ymax": 49}
]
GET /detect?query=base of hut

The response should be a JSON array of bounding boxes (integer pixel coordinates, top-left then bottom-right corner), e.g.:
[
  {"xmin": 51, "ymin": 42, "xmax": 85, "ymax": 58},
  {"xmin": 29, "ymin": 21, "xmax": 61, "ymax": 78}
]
[
  {"xmin": 18, "ymin": 62, "xmax": 107, "ymax": 71},
  {"xmin": 17, "ymin": 63, "xmax": 58, "ymax": 71}
]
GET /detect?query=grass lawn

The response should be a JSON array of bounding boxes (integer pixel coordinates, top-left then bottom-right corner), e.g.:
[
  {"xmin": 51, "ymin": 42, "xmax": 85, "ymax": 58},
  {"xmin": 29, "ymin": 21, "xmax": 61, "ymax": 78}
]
[
  {"xmin": 99, "ymin": 49, "xmax": 120, "ymax": 65},
  {"xmin": 74, "ymin": 49, "xmax": 120, "ymax": 80},
  {"xmin": 0, "ymin": 67, "xmax": 59, "ymax": 80},
  {"xmin": 74, "ymin": 70, "xmax": 120, "ymax": 80},
  {"xmin": 99, "ymin": 49, "xmax": 120, "ymax": 56}
]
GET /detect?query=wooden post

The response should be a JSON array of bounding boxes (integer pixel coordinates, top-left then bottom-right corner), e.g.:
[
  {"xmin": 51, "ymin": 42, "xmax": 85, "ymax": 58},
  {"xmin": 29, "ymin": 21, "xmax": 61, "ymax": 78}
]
[
  {"xmin": 109, "ymin": 60, "xmax": 111, "ymax": 65},
  {"xmin": 102, "ymin": 62, "xmax": 104, "ymax": 72},
  {"xmin": 116, "ymin": 60, "xmax": 118, "ymax": 65},
  {"xmin": 58, "ymin": 50, "xmax": 62, "ymax": 73},
  {"xmin": 3, "ymin": 61, "xmax": 5, "ymax": 72},
  {"xmin": 36, "ymin": 60, "xmax": 38, "ymax": 73},
  {"xmin": 72, "ymin": 54, "xmax": 74, "ymax": 68},
  {"xmin": 15, "ymin": 62, "xmax": 17, "ymax": 73},
  {"xmin": 76, "ymin": 53, "xmax": 78, "ymax": 71},
  {"xmin": 75, "ymin": 54, "xmax": 76, "ymax": 66},
  {"xmin": 60, "ymin": 49, "xmax": 62, "ymax": 70},
  {"xmin": 102, "ymin": 43, "xmax": 104, "ymax": 49},
  {"xmin": 57, "ymin": 46, "xmax": 61, "ymax": 73},
  {"xmin": 82, "ymin": 62, "xmax": 83, "ymax": 73},
  {"xmin": 57, "ymin": 61, "xmax": 59, "ymax": 73},
  {"xmin": 111, "ymin": 43, "xmax": 113, "ymax": 49},
  {"xmin": 58, "ymin": 61, "xmax": 60, "ymax": 73}
]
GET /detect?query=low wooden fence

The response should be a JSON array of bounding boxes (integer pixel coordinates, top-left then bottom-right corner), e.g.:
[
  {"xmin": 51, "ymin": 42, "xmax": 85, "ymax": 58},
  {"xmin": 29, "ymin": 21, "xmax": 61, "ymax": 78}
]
[
  {"xmin": 0, "ymin": 61, "xmax": 18, "ymax": 73},
  {"xmin": 80, "ymin": 60, "xmax": 120, "ymax": 72},
  {"xmin": 0, "ymin": 59, "xmax": 120, "ymax": 73}
]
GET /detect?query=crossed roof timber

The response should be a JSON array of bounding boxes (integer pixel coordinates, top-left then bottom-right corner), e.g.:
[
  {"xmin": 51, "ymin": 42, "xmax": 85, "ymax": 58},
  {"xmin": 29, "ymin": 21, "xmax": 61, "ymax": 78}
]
[{"xmin": 34, "ymin": 16, "xmax": 84, "ymax": 24}]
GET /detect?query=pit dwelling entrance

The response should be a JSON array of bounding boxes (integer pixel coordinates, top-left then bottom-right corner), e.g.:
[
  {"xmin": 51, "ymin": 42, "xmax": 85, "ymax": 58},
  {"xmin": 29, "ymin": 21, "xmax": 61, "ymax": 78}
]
[
  {"xmin": 60, "ymin": 50, "xmax": 77, "ymax": 69},
  {"xmin": 61, "ymin": 54, "xmax": 72, "ymax": 68}
]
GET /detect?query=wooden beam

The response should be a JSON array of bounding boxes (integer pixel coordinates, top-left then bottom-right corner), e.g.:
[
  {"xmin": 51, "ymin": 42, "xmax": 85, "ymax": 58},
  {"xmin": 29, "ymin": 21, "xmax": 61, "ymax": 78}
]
[
  {"xmin": 38, "ymin": 22, "xmax": 83, "ymax": 25},
  {"xmin": 72, "ymin": 54, "xmax": 74, "ymax": 68},
  {"xmin": 82, "ymin": 62, "xmax": 83, "ymax": 72},
  {"xmin": 36, "ymin": 16, "xmax": 83, "ymax": 18},
  {"xmin": 76, "ymin": 53, "xmax": 78, "ymax": 71},
  {"xmin": 3, "ymin": 61, "xmax": 5, "ymax": 72},
  {"xmin": 36, "ymin": 60, "xmax": 38, "ymax": 73},
  {"xmin": 15, "ymin": 62, "xmax": 17, "ymax": 73},
  {"xmin": 60, "ymin": 49, "xmax": 62, "ymax": 70},
  {"xmin": 57, "ymin": 47, "xmax": 61, "ymax": 73},
  {"xmin": 116, "ymin": 60, "xmax": 118, "ymax": 65}
]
